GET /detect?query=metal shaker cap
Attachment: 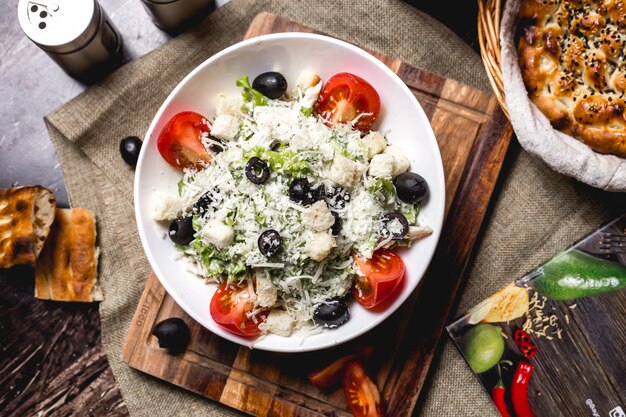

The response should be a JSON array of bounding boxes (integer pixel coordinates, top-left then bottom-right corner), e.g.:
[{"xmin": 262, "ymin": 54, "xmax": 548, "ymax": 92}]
[{"xmin": 17, "ymin": 0, "xmax": 99, "ymax": 54}]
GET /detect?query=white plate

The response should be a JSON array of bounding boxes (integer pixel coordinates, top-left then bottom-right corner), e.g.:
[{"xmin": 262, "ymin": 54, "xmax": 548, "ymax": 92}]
[{"xmin": 134, "ymin": 33, "xmax": 445, "ymax": 352}]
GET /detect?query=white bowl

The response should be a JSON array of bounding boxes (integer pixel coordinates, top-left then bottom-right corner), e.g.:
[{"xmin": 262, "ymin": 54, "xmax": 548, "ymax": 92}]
[{"xmin": 134, "ymin": 33, "xmax": 445, "ymax": 352}]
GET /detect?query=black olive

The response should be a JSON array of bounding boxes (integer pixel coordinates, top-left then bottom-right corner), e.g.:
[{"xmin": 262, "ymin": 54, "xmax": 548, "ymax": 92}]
[
  {"xmin": 313, "ymin": 298, "xmax": 350, "ymax": 328},
  {"xmin": 393, "ymin": 172, "xmax": 429, "ymax": 204},
  {"xmin": 380, "ymin": 212, "xmax": 409, "ymax": 239},
  {"xmin": 258, "ymin": 229, "xmax": 282, "ymax": 257},
  {"xmin": 289, "ymin": 178, "xmax": 310, "ymax": 202},
  {"xmin": 325, "ymin": 186, "xmax": 351, "ymax": 209},
  {"xmin": 152, "ymin": 318, "xmax": 190, "ymax": 355},
  {"xmin": 302, "ymin": 185, "xmax": 325, "ymax": 206},
  {"xmin": 330, "ymin": 211, "xmax": 343, "ymax": 236},
  {"xmin": 193, "ymin": 191, "xmax": 212, "ymax": 215},
  {"xmin": 119, "ymin": 136, "xmax": 142, "ymax": 166},
  {"xmin": 252, "ymin": 71, "xmax": 288, "ymax": 99},
  {"xmin": 245, "ymin": 157, "xmax": 270, "ymax": 184},
  {"xmin": 168, "ymin": 217, "xmax": 195, "ymax": 246},
  {"xmin": 208, "ymin": 136, "xmax": 224, "ymax": 154}
]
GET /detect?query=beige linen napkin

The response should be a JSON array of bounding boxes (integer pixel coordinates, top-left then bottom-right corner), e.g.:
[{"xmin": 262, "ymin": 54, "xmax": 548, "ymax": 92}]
[{"xmin": 44, "ymin": 0, "xmax": 625, "ymax": 416}]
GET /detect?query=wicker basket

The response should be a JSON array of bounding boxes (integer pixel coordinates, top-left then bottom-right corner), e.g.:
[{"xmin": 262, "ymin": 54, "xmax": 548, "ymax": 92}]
[{"xmin": 477, "ymin": 0, "xmax": 509, "ymax": 119}]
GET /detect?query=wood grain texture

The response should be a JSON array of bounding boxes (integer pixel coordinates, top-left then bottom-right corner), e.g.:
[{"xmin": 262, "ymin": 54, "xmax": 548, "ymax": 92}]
[
  {"xmin": 0, "ymin": 266, "xmax": 128, "ymax": 417},
  {"xmin": 449, "ymin": 287, "xmax": 626, "ymax": 417},
  {"xmin": 122, "ymin": 13, "xmax": 514, "ymax": 417},
  {"xmin": 447, "ymin": 217, "xmax": 626, "ymax": 417}
]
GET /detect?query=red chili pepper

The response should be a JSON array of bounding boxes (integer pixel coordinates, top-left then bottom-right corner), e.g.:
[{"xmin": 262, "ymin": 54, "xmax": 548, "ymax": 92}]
[
  {"xmin": 514, "ymin": 330, "xmax": 538, "ymax": 360},
  {"xmin": 519, "ymin": 342, "xmax": 538, "ymax": 360},
  {"xmin": 511, "ymin": 362, "xmax": 537, "ymax": 417},
  {"xmin": 492, "ymin": 378, "xmax": 512, "ymax": 417},
  {"xmin": 514, "ymin": 329, "xmax": 532, "ymax": 345}
]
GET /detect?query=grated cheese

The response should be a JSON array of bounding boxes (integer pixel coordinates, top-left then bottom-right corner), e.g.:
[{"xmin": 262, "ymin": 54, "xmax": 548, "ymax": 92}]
[{"xmin": 160, "ymin": 76, "xmax": 432, "ymax": 336}]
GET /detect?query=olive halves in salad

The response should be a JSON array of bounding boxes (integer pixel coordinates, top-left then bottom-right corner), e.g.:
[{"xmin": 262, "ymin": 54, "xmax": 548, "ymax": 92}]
[
  {"xmin": 245, "ymin": 157, "xmax": 270, "ymax": 184},
  {"xmin": 393, "ymin": 172, "xmax": 429, "ymax": 204},
  {"xmin": 289, "ymin": 178, "xmax": 323, "ymax": 206},
  {"xmin": 325, "ymin": 186, "xmax": 351, "ymax": 209},
  {"xmin": 289, "ymin": 177, "xmax": 310, "ymax": 202},
  {"xmin": 380, "ymin": 212, "xmax": 409, "ymax": 239},
  {"xmin": 208, "ymin": 135, "xmax": 224, "ymax": 155},
  {"xmin": 169, "ymin": 217, "xmax": 195, "ymax": 246},
  {"xmin": 330, "ymin": 211, "xmax": 343, "ymax": 236},
  {"xmin": 258, "ymin": 229, "xmax": 282, "ymax": 257},
  {"xmin": 152, "ymin": 318, "xmax": 190, "ymax": 355},
  {"xmin": 313, "ymin": 298, "xmax": 350, "ymax": 328},
  {"xmin": 193, "ymin": 191, "xmax": 212, "ymax": 215},
  {"xmin": 252, "ymin": 71, "xmax": 288, "ymax": 99},
  {"xmin": 303, "ymin": 185, "xmax": 325, "ymax": 206}
]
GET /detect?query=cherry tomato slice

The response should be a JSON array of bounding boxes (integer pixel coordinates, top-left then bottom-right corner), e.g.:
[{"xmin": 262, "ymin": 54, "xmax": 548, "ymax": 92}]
[
  {"xmin": 309, "ymin": 345, "xmax": 375, "ymax": 390},
  {"xmin": 157, "ymin": 111, "xmax": 211, "ymax": 170},
  {"xmin": 353, "ymin": 249, "xmax": 405, "ymax": 309},
  {"xmin": 316, "ymin": 72, "xmax": 380, "ymax": 132},
  {"xmin": 343, "ymin": 361, "xmax": 386, "ymax": 417},
  {"xmin": 209, "ymin": 280, "xmax": 265, "ymax": 337}
]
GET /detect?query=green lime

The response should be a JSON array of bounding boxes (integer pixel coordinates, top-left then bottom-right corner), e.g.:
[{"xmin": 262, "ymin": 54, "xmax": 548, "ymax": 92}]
[{"xmin": 461, "ymin": 324, "xmax": 505, "ymax": 373}]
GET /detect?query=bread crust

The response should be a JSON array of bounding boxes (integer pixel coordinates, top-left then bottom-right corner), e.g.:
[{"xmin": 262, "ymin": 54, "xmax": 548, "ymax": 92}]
[
  {"xmin": 518, "ymin": 0, "xmax": 626, "ymax": 157},
  {"xmin": 35, "ymin": 208, "xmax": 102, "ymax": 302},
  {"xmin": 0, "ymin": 186, "xmax": 56, "ymax": 269}
]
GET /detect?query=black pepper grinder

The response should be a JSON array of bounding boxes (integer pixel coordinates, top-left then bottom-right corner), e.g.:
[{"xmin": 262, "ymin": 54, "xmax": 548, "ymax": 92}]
[{"xmin": 140, "ymin": 0, "xmax": 216, "ymax": 34}]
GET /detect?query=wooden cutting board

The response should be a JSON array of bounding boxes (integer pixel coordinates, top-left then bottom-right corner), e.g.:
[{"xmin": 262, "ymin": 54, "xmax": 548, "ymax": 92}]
[{"xmin": 122, "ymin": 12, "xmax": 513, "ymax": 417}]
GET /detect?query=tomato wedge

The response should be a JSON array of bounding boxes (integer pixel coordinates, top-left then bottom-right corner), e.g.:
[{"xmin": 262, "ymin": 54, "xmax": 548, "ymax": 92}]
[
  {"xmin": 343, "ymin": 362, "xmax": 386, "ymax": 417},
  {"xmin": 157, "ymin": 111, "xmax": 211, "ymax": 170},
  {"xmin": 353, "ymin": 249, "xmax": 405, "ymax": 309},
  {"xmin": 316, "ymin": 72, "xmax": 380, "ymax": 132},
  {"xmin": 309, "ymin": 345, "xmax": 375, "ymax": 390},
  {"xmin": 209, "ymin": 280, "xmax": 265, "ymax": 337}
]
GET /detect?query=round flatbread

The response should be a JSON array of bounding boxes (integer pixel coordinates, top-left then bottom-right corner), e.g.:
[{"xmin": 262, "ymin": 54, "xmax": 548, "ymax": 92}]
[{"xmin": 518, "ymin": 0, "xmax": 626, "ymax": 157}]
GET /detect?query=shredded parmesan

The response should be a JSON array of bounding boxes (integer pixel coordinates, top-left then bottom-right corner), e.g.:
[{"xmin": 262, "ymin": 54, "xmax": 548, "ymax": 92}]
[{"xmin": 162, "ymin": 78, "xmax": 431, "ymax": 336}]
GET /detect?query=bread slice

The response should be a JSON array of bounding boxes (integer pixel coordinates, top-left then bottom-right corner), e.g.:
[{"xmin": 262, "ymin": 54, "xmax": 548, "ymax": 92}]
[
  {"xmin": 0, "ymin": 186, "xmax": 56, "ymax": 269},
  {"xmin": 35, "ymin": 208, "xmax": 103, "ymax": 302}
]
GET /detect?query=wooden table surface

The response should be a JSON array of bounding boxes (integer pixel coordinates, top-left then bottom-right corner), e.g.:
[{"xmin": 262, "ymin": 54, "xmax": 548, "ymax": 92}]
[{"xmin": 0, "ymin": 1, "xmax": 478, "ymax": 415}]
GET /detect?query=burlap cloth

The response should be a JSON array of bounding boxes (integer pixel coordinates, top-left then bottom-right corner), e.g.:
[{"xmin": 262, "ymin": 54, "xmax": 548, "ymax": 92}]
[{"xmin": 44, "ymin": 0, "xmax": 625, "ymax": 416}]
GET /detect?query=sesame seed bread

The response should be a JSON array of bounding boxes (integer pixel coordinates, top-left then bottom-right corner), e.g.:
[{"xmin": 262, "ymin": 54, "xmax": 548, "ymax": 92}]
[{"xmin": 518, "ymin": 0, "xmax": 626, "ymax": 157}]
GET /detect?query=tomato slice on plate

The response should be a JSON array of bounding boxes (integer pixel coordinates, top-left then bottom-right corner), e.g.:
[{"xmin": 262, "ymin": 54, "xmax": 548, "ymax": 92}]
[
  {"xmin": 309, "ymin": 345, "xmax": 375, "ymax": 390},
  {"xmin": 316, "ymin": 72, "xmax": 380, "ymax": 132},
  {"xmin": 353, "ymin": 249, "xmax": 405, "ymax": 309},
  {"xmin": 157, "ymin": 111, "xmax": 211, "ymax": 170},
  {"xmin": 343, "ymin": 361, "xmax": 386, "ymax": 417},
  {"xmin": 209, "ymin": 280, "xmax": 265, "ymax": 337}
]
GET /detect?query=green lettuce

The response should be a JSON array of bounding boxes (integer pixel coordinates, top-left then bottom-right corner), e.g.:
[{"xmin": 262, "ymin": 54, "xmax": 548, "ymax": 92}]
[
  {"xmin": 399, "ymin": 202, "xmax": 420, "ymax": 224},
  {"xmin": 369, "ymin": 178, "xmax": 396, "ymax": 205},
  {"xmin": 236, "ymin": 76, "xmax": 267, "ymax": 109},
  {"xmin": 243, "ymin": 146, "xmax": 310, "ymax": 175}
]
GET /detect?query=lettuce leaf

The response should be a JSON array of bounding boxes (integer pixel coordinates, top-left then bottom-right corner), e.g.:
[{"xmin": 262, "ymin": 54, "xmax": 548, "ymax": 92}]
[
  {"xmin": 400, "ymin": 202, "xmax": 420, "ymax": 224},
  {"xmin": 243, "ymin": 146, "xmax": 310, "ymax": 175},
  {"xmin": 236, "ymin": 76, "xmax": 267, "ymax": 109},
  {"xmin": 369, "ymin": 178, "xmax": 396, "ymax": 205}
]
